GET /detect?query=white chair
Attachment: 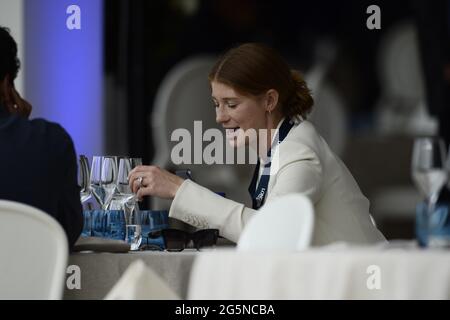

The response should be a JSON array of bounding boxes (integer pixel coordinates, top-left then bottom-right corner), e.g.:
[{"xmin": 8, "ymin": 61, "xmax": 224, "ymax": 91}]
[
  {"xmin": 0, "ymin": 200, "xmax": 68, "ymax": 299},
  {"xmin": 308, "ymin": 83, "xmax": 347, "ymax": 156},
  {"xmin": 375, "ymin": 20, "xmax": 437, "ymax": 135},
  {"xmin": 306, "ymin": 39, "xmax": 348, "ymax": 157},
  {"xmin": 237, "ymin": 194, "xmax": 315, "ymax": 251}
]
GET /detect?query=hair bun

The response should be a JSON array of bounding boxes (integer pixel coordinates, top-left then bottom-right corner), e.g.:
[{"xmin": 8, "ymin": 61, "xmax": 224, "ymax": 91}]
[{"xmin": 287, "ymin": 70, "xmax": 314, "ymax": 119}]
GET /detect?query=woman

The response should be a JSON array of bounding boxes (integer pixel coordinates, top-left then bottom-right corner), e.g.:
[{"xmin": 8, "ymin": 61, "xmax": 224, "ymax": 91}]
[{"xmin": 129, "ymin": 43, "xmax": 386, "ymax": 245}]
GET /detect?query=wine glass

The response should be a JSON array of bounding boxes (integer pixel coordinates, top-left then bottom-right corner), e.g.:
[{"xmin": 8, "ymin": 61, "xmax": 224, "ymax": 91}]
[
  {"xmin": 78, "ymin": 155, "xmax": 91, "ymax": 204},
  {"xmin": 117, "ymin": 157, "xmax": 133, "ymax": 196},
  {"xmin": 101, "ymin": 156, "xmax": 118, "ymax": 209},
  {"xmin": 114, "ymin": 157, "xmax": 143, "ymax": 250},
  {"xmin": 116, "ymin": 157, "xmax": 142, "ymax": 196},
  {"xmin": 411, "ymin": 137, "xmax": 448, "ymax": 246},
  {"xmin": 90, "ymin": 156, "xmax": 105, "ymax": 208}
]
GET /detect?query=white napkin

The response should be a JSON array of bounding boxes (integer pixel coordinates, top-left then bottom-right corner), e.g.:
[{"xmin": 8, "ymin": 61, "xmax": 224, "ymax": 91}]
[{"xmin": 104, "ymin": 260, "xmax": 180, "ymax": 300}]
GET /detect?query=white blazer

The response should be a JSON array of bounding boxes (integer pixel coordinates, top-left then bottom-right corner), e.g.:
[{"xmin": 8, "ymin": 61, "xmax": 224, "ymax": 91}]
[{"xmin": 169, "ymin": 120, "xmax": 386, "ymax": 245}]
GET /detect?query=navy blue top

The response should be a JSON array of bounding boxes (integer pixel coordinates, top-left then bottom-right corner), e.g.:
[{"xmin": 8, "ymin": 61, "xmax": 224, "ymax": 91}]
[{"xmin": 0, "ymin": 105, "xmax": 82, "ymax": 249}]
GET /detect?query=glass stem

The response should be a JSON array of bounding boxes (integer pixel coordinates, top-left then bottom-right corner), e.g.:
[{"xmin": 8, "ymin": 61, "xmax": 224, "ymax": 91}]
[{"xmin": 427, "ymin": 193, "xmax": 439, "ymax": 231}]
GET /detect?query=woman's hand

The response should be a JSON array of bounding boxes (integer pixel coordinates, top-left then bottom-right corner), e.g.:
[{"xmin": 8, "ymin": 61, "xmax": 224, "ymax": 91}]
[{"xmin": 128, "ymin": 165, "xmax": 185, "ymax": 201}]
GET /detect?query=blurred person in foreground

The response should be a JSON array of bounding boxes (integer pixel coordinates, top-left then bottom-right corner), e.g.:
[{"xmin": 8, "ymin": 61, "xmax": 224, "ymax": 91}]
[
  {"xmin": 0, "ymin": 26, "xmax": 82, "ymax": 249},
  {"xmin": 129, "ymin": 43, "xmax": 386, "ymax": 246}
]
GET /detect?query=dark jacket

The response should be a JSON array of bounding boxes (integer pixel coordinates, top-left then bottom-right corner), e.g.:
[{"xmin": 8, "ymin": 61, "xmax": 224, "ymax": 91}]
[{"xmin": 0, "ymin": 105, "xmax": 83, "ymax": 249}]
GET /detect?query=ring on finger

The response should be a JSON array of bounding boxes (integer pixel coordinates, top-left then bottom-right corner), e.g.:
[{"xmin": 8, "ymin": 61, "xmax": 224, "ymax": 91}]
[{"xmin": 137, "ymin": 176, "xmax": 144, "ymax": 188}]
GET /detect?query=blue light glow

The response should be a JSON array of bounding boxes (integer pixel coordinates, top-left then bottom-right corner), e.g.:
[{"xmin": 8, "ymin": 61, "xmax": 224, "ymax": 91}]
[{"xmin": 24, "ymin": 0, "xmax": 103, "ymax": 159}]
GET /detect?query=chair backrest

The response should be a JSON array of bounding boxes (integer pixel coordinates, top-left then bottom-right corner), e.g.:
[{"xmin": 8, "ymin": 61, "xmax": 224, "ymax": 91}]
[
  {"xmin": 374, "ymin": 20, "xmax": 437, "ymax": 135},
  {"xmin": 0, "ymin": 200, "xmax": 68, "ymax": 299},
  {"xmin": 306, "ymin": 39, "xmax": 347, "ymax": 156},
  {"xmin": 377, "ymin": 21, "xmax": 425, "ymax": 101},
  {"xmin": 237, "ymin": 194, "xmax": 314, "ymax": 251},
  {"xmin": 308, "ymin": 83, "xmax": 347, "ymax": 156}
]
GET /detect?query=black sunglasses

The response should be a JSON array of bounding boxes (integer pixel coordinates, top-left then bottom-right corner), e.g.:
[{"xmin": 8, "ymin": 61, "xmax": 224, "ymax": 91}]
[{"xmin": 148, "ymin": 228, "xmax": 219, "ymax": 251}]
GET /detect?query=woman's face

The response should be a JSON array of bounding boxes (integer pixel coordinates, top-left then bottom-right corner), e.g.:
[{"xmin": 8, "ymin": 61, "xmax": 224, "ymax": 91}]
[{"xmin": 211, "ymin": 81, "xmax": 267, "ymax": 148}]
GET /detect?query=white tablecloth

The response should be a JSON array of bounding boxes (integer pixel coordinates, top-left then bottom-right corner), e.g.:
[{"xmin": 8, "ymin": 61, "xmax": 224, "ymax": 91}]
[{"xmin": 188, "ymin": 243, "xmax": 450, "ymax": 299}]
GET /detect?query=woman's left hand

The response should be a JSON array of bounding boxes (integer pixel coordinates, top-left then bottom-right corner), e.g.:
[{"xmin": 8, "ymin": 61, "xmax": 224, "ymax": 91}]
[{"xmin": 128, "ymin": 165, "xmax": 185, "ymax": 201}]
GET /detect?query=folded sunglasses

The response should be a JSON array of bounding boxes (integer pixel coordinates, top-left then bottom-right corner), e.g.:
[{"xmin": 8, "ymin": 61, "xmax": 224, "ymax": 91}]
[{"xmin": 148, "ymin": 228, "xmax": 220, "ymax": 251}]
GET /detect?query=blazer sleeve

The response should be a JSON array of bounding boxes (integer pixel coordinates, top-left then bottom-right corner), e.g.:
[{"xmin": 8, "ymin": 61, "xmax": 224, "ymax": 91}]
[{"xmin": 169, "ymin": 179, "xmax": 257, "ymax": 243}]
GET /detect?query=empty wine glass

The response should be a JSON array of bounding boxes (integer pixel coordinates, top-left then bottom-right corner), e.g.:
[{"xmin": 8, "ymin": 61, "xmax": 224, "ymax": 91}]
[
  {"xmin": 78, "ymin": 155, "xmax": 91, "ymax": 204},
  {"xmin": 112, "ymin": 157, "xmax": 143, "ymax": 250},
  {"xmin": 117, "ymin": 158, "xmax": 133, "ymax": 196},
  {"xmin": 90, "ymin": 156, "xmax": 105, "ymax": 207},
  {"xmin": 101, "ymin": 156, "xmax": 118, "ymax": 209},
  {"xmin": 411, "ymin": 137, "xmax": 448, "ymax": 246},
  {"xmin": 116, "ymin": 157, "xmax": 143, "ymax": 196}
]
